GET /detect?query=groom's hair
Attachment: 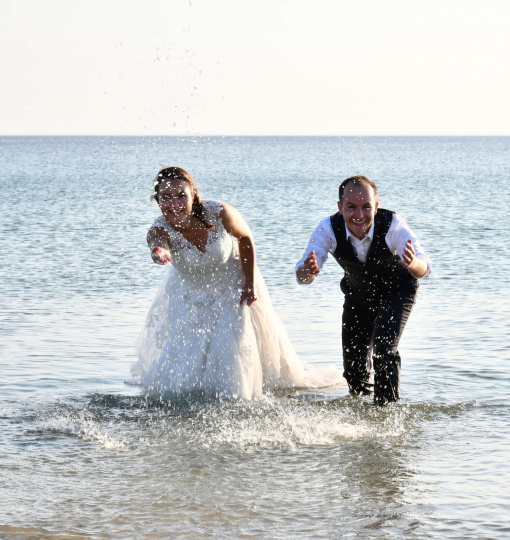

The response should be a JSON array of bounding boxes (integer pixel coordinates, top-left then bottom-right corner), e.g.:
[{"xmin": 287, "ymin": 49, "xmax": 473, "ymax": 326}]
[{"xmin": 339, "ymin": 175, "xmax": 378, "ymax": 202}]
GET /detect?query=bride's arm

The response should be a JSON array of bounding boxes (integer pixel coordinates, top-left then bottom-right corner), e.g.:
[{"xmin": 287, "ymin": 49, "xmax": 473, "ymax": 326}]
[
  {"xmin": 219, "ymin": 203, "xmax": 257, "ymax": 306},
  {"xmin": 147, "ymin": 226, "xmax": 172, "ymax": 265}
]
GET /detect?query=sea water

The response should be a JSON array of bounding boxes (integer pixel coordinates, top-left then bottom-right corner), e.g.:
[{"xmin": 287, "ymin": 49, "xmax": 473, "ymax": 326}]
[{"xmin": 1, "ymin": 136, "xmax": 509, "ymax": 538}]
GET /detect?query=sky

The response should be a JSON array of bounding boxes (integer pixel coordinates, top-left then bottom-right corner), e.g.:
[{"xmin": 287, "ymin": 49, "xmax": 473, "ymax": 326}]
[{"xmin": 1, "ymin": 0, "xmax": 509, "ymax": 136}]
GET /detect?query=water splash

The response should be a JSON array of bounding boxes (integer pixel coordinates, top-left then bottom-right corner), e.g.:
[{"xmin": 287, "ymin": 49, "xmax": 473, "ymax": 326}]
[
  {"xmin": 27, "ymin": 402, "xmax": 126, "ymax": 450},
  {"xmin": 24, "ymin": 392, "xmax": 476, "ymax": 454},
  {"xmin": 135, "ymin": 392, "xmax": 433, "ymax": 452}
]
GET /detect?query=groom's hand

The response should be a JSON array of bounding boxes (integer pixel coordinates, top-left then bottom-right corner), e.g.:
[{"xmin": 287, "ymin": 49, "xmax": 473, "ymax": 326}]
[
  {"xmin": 305, "ymin": 250, "xmax": 320, "ymax": 274},
  {"xmin": 398, "ymin": 239, "xmax": 427, "ymax": 278},
  {"xmin": 297, "ymin": 250, "xmax": 320, "ymax": 283}
]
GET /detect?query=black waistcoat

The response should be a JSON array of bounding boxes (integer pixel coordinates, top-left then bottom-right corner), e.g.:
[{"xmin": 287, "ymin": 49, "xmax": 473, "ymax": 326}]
[{"xmin": 330, "ymin": 208, "xmax": 418, "ymax": 298}]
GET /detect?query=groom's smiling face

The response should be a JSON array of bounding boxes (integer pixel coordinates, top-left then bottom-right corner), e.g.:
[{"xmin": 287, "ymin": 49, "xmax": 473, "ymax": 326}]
[{"xmin": 338, "ymin": 182, "xmax": 379, "ymax": 240}]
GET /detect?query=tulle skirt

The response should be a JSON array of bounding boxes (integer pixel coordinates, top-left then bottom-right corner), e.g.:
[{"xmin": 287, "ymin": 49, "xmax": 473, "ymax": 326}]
[{"xmin": 132, "ymin": 262, "xmax": 343, "ymax": 399}]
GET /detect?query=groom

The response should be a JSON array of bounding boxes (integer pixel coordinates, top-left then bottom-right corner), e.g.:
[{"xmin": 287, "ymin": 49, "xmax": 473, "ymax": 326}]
[{"xmin": 296, "ymin": 176, "xmax": 431, "ymax": 405}]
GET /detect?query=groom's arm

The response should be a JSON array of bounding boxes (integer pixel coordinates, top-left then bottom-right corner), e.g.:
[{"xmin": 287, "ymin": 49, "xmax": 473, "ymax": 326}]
[{"xmin": 295, "ymin": 219, "xmax": 335, "ymax": 284}]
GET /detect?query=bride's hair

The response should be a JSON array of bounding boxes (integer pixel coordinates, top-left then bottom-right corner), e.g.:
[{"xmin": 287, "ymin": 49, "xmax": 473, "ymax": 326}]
[{"xmin": 152, "ymin": 167, "xmax": 214, "ymax": 229}]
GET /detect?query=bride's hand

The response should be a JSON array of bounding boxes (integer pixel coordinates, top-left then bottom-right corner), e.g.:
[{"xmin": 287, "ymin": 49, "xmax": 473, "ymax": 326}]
[
  {"xmin": 151, "ymin": 246, "xmax": 172, "ymax": 265},
  {"xmin": 240, "ymin": 283, "xmax": 257, "ymax": 306}
]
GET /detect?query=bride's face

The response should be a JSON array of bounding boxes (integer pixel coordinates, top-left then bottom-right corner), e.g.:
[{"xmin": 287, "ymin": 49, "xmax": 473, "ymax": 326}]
[{"xmin": 158, "ymin": 179, "xmax": 194, "ymax": 227}]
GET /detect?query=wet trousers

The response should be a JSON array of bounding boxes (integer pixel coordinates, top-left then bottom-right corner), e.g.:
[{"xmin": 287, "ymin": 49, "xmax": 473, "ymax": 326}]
[{"xmin": 342, "ymin": 289, "xmax": 417, "ymax": 405}]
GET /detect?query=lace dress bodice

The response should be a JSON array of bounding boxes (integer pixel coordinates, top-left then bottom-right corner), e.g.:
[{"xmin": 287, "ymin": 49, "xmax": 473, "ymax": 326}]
[{"xmin": 153, "ymin": 200, "xmax": 239, "ymax": 287}]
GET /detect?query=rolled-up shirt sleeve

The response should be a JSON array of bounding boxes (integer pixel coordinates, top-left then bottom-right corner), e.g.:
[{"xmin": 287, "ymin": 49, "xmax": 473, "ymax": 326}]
[
  {"xmin": 386, "ymin": 214, "xmax": 432, "ymax": 278},
  {"xmin": 295, "ymin": 217, "xmax": 336, "ymax": 284}
]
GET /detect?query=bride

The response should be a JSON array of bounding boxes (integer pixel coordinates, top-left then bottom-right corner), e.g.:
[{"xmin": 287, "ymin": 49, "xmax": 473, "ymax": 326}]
[{"xmin": 132, "ymin": 167, "xmax": 343, "ymax": 398}]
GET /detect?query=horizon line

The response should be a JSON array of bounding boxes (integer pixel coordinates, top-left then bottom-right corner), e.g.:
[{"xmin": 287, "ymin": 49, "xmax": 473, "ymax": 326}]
[{"xmin": 1, "ymin": 133, "xmax": 509, "ymax": 138}]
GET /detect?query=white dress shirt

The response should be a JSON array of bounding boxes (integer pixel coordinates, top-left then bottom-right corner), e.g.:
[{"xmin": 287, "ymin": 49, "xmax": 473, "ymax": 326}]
[{"xmin": 296, "ymin": 212, "xmax": 432, "ymax": 282}]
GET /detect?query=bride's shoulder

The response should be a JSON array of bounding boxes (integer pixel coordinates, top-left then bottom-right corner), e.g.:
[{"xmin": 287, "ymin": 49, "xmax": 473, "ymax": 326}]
[{"xmin": 203, "ymin": 199, "xmax": 223, "ymax": 222}]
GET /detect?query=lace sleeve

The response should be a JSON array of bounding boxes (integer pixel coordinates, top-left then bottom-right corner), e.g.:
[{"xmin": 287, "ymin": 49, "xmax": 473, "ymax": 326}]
[{"xmin": 153, "ymin": 215, "xmax": 170, "ymax": 231}]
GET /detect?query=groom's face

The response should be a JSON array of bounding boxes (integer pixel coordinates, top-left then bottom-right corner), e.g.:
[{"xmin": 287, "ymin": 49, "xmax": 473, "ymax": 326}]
[{"xmin": 338, "ymin": 182, "xmax": 379, "ymax": 240}]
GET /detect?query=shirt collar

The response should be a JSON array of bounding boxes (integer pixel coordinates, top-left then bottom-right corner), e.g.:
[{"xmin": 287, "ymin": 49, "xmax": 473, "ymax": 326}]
[{"xmin": 345, "ymin": 220, "xmax": 375, "ymax": 242}]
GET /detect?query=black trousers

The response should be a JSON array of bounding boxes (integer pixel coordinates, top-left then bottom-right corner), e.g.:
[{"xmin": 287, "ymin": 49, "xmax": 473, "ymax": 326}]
[{"xmin": 342, "ymin": 288, "xmax": 417, "ymax": 405}]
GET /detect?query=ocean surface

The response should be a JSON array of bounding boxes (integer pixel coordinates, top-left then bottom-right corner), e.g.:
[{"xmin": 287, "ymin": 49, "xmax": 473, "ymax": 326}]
[{"xmin": 1, "ymin": 136, "xmax": 509, "ymax": 539}]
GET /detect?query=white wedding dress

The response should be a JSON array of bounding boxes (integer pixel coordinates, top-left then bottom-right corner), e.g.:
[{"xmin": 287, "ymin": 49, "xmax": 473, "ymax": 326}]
[{"xmin": 132, "ymin": 200, "xmax": 343, "ymax": 399}]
